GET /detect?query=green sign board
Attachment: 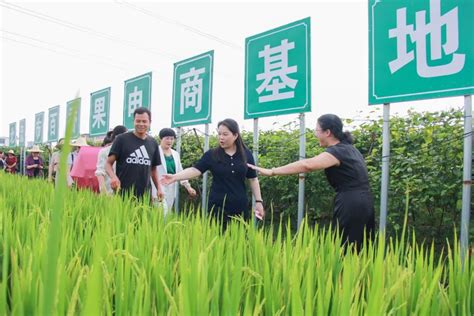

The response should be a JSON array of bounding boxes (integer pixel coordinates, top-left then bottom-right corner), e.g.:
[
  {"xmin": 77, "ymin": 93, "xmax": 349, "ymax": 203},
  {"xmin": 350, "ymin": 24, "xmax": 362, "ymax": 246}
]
[
  {"xmin": 48, "ymin": 105, "xmax": 60, "ymax": 142},
  {"xmin": 123, "ymin": 73, "xmax": 152, "ymax": 129},
  {"xmin": 172, "ymin": 51, "xmax": 213, "ymax": 127},
  {"xmin": 19, "ymin": 119, "xmax": 26, "ymax": 147},
  {"xmin": 9, "ymin": 122, "xmax": 16, "ymax": 147},
  {"xmin": 34, "ymin": 112, "xmax": 44, "ymax": 144},
  {"xmin": 245, "ymin": 17, "xmax": 311, "ymax": 119},
  {"xmin": 67, "ymin": 98, "xmax": 81, "ymax": 139},
  {"xmin": 369, "ymin": 0, "xmax": 474, "ymax": 104},
  {"xmin": 90, "ymin": 87, "xmax": 110, "ymax": 137}
]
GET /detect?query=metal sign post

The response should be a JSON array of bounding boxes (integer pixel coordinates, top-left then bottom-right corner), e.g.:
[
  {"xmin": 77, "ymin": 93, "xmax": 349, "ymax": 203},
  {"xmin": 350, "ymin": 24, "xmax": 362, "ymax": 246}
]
[
  {"xmin": 379, "ymin": 103, "xmax": 390, "ymax": 233},
  {"xmin": 297, "ymin": 113, "xmax": 306, "ymax": 228},
  {"xmin": 202, "ymin": 124, "xmax": 210, "ymax": 215},
  {"xmin": 460, "ymin": 95, "xmax": 472, "ymax": 264},
  {"xmin": 175, "ymin": 127, "xmax": 182, "ymax": 214},
  {"xmin": 253, "ymin": 118, "xmax": 259, "ymax": 223}
]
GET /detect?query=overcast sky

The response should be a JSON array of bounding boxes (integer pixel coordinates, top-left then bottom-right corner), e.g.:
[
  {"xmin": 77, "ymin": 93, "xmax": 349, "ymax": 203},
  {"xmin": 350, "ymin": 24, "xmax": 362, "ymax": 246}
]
[{"xmin": 1, "ymin": 0, "xmax": 465, "ymax": 145}]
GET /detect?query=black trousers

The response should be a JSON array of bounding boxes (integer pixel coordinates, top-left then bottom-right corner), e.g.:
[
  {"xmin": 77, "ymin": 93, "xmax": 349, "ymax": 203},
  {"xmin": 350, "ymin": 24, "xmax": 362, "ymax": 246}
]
[
  {"xmin": 208, "ymin": 203, "xmax": 249, "ymax": 231},
  {"xmin": 332, "ymin": 190, "xmax": 375, "ymax": 248}
]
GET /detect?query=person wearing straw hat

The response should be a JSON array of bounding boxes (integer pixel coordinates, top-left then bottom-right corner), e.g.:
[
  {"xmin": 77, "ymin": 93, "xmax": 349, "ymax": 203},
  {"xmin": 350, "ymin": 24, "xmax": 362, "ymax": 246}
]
[
  {"xmin": 67, "ymin": 136, "xmax": 89, "ymax": 187},
  {"xmin": 5, "ymin": 150, "xmax": 17, "ymax": 174},
  {"xmin": 25, "ymin": 145, "xmax": 44, "ymax": 178},
  {"xmin": 48, "ymin": 138, "xmax": 64, "ymax": 184},
  {"xmin": 70, "ymin": 138, "xmax": 101, "ymax": 193}
]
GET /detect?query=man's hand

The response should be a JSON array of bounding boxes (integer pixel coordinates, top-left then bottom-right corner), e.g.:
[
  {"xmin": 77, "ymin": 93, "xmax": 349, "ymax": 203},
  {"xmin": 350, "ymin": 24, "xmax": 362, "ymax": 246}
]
[
  {"xmin": 110, "ymin": 175, "xmax": 121, "ymax": 191},
  {"xmin": 157, "ymin": 186, "xmax": 164, "ymax": 200}
]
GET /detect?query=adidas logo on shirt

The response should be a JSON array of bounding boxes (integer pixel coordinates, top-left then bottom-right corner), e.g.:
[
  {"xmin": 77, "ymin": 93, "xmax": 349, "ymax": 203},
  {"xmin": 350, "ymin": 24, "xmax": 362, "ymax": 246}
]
[{"xmin": 126, "ymin": 145, "xmax": 151, "ymax": 166}]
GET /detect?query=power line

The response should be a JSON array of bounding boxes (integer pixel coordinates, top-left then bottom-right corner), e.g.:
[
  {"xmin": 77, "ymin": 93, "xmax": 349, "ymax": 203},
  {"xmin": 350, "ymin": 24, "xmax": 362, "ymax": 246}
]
[
  {"xmin": 1, "ymin": 29, "xmax": 131, "ymax": 71},
  {"xmin": 1, "ymin": 1, "xmax": 241, "ymax": 80},
  {"xmin": 0, "ymin": 1, "xmax": 178, "ymax": 59},
  {"xmin": 114, "ymin": 0, "xmax": 243, "ymax": 51},
  {"xmin": 1, "ymin": 35, "xmax": 130, "ymax": 72}
]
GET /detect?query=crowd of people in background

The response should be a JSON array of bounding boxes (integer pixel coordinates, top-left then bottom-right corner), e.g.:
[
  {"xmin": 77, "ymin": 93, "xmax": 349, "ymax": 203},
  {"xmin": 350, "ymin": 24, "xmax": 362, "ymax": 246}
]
[{"xmin": 0, "ymin": 108, "xmax": 375, "ymax": 247}]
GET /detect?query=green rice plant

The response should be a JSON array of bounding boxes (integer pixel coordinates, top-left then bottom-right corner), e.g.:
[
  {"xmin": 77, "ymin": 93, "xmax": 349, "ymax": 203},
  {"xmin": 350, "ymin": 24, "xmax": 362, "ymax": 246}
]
[
  {"xmin": 41, "ymin": 94, "xmax": 79, "ymax": 316},
  {"xmin": 0, "ymin": 170, "xmax": 472, "ymax": 315}
]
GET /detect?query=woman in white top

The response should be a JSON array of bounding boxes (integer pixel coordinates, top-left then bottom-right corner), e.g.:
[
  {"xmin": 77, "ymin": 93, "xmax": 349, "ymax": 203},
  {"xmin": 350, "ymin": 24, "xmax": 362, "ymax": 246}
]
[
  {"xmin": 95, "ymin": 125, "xmax": 128, "ymax": 194},
  {"xmin": 153, "ymin": 128, "xmax": 196, "ymax": 213},
  {"xmin": 48, "ymin": 138, "xmax": 63, "ymax": 185},
  {"xmin": 67, "ymin": 137, "xmax": 89, "ymax": 187}
]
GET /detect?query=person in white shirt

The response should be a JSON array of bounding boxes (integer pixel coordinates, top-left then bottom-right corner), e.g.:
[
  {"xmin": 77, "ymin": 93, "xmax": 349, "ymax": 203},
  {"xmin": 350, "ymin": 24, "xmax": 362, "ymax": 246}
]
[
  {"xmin": 67, "ymin": 137, "xmax": 90, "ymax": 187},
  {"xmin": 48, "ymin": 138, "xmax": 63, "ymax": 184},
  {"xmin": 153, "ymin": 128, "xmax": 196, "ymax": 214},
  {"xmin": 95, "ymin": 125, "xmax": 128, "ymax": 194}
]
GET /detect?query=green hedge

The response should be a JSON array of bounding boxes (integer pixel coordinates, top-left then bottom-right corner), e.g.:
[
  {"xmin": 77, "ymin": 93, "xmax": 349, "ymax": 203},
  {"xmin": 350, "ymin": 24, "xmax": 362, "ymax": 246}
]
[{"xmin": 177, "ymin": 109, "xmax": 472, "ymax": 248}]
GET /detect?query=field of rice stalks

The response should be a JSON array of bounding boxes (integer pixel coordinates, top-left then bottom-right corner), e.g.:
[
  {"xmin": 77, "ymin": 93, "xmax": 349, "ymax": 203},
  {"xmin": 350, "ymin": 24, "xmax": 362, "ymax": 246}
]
[{"xmin": 0, "ymin": 172, "xmax": 472, "ymax": 315}]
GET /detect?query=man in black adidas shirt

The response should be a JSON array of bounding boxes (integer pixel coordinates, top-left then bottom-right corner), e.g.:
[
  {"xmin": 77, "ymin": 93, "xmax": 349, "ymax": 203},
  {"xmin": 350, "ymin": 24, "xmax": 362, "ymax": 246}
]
[{"xmin": 106, "ymin": 107, "xmax": 164, "ymax": 201}]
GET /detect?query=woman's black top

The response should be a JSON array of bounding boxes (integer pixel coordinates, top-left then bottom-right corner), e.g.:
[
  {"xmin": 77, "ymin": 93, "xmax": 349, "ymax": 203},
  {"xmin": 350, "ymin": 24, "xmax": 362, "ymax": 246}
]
[
  {"xmin": 194, "ymin": 148, "xmax": 257, "ymax": 215},
  {"xmin": 324, "ymin": 143, "xmax": 370, "ymax": 193}
]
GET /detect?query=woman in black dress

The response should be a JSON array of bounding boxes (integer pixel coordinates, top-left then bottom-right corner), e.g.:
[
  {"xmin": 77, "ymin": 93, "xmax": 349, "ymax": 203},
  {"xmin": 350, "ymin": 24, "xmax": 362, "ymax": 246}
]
[
  {"xmin": 249, "ymin": 114, "xmax": 374, "ymax": 247},
  {"xmin": 161, "ymin": 118, "xmax": 265, "ymax": 228}
]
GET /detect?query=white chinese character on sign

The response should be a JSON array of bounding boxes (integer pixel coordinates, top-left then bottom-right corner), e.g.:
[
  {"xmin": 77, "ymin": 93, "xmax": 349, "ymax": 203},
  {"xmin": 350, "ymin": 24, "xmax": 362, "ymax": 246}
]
[
  {"xmin": 67, "ymin": 105, "xmax": 81, "ymax": 135},
  {"xmin": 35, "ymin": 119, "xmax": 42, "ymax": 141},
  {"xmin": 180, "ymin": 67, "xmax": 205, "ymax": 115},
  {"xmin": 92, "ymin": 97, "xmax": 106, "ymax": 129},
  {"xmin": 256, "ymin": 39, "xmax": 298, "ymax": 103},
  {"xmin": 49, "ymin": 111, "xmax": 58, "ymax": 137},
  {"xmin": 67, "ymin": 107, "xmax": 79, "ymax": 134},
  {"xmin": 10, "ymin": 125, "xmax": 15, "ymax": 141},
  {"xmin": 128, "ymin": 86, "xmax": 142, "ymax": 117},
  {"xmin": 388, "ymin": 0, "xmax": 465, "ymax": 78}
]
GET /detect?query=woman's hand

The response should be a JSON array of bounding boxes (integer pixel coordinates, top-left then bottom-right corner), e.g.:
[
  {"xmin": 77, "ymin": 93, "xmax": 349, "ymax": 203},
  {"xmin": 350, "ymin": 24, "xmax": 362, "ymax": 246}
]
[
  {"xmin": 255, "ymin": 202, "xmax": 265, "ymax": 220},
  {"xmin": 186, "ymin": 186, "xmax": 197, "ymax": 198},
  {"xmin": 161, "ymin": 174, "xmax": 177, "ymax": 186},
  {"xmin": 247, "ymin": 164, "xmax": 274, "ymax": 176}
]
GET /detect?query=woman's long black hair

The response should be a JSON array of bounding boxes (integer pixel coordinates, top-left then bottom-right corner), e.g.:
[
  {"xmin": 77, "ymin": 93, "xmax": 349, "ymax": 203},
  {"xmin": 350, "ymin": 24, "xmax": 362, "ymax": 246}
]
[
  {"xmin": 317, "ymin": 114, "xmax": 354, "ymax": 144},
  {"xmin": 212, "ymin": 118, "xmax": 247, "ymax": 163}
]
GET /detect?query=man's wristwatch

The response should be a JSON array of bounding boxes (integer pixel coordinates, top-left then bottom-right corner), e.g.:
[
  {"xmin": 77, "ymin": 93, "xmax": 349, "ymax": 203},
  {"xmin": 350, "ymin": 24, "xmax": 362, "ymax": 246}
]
[{"xmin": 255, "ymin": 200, "xmax": 264, "ymax": 205}]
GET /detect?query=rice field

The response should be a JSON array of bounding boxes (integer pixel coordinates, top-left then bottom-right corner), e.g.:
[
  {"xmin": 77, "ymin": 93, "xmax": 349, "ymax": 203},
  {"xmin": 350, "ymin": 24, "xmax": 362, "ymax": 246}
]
[{"xmin": 0, "ymin": 172, "xmax": 472, "ymax": 315}]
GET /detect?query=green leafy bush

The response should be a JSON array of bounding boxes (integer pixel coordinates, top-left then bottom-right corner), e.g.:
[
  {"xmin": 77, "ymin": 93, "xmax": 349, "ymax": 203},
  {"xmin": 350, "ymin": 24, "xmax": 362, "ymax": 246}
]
[{"xmin": 177, "ymin": 109, "xmax": 471, "ymax": 247}]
